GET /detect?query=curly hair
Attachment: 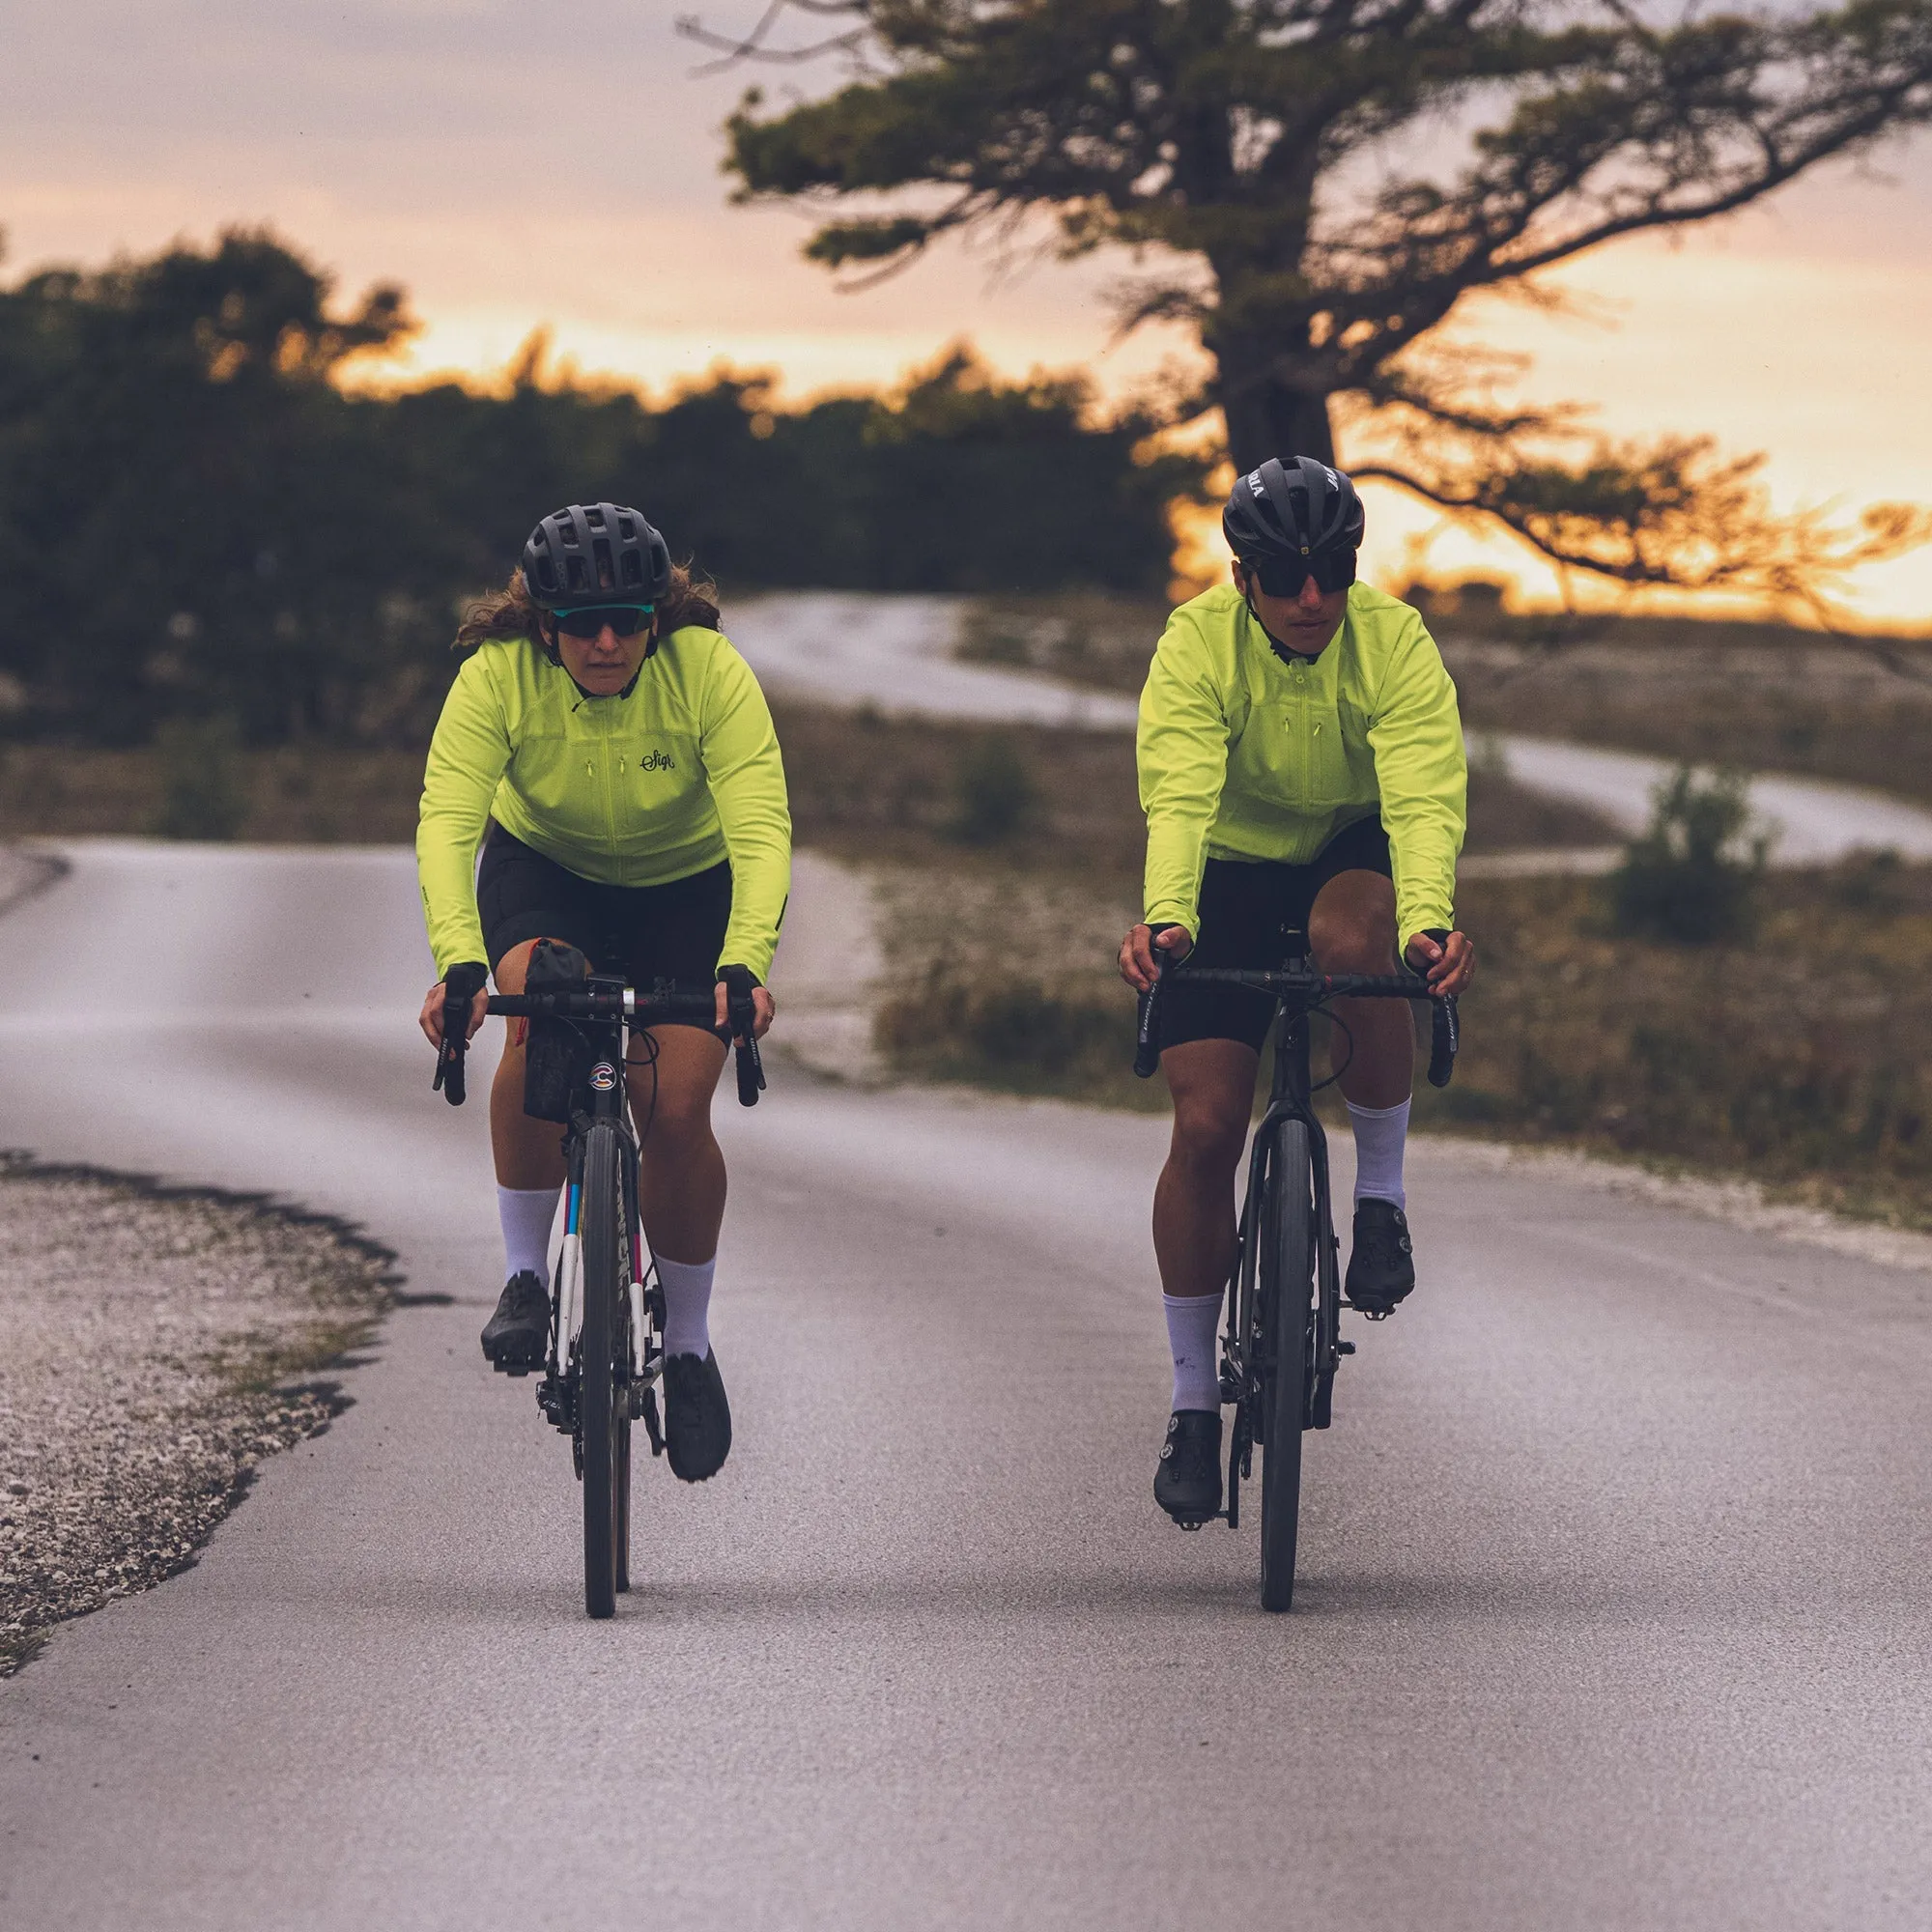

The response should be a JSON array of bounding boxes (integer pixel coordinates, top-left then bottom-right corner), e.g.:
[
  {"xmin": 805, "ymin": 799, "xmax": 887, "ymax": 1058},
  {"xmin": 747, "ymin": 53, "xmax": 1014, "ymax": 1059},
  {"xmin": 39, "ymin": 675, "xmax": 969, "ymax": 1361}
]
[{"xmin": 453, "ymin": 560, "xmax": 721, "ymax": 654}]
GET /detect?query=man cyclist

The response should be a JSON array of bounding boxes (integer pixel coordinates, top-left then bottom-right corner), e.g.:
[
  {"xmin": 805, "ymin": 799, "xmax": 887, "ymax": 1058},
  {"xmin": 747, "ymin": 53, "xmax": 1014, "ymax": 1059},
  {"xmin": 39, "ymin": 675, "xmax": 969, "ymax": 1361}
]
[
  {"xmin": 416, "ymin": 502, "xmax": 789, "ymax": 1485},
  {"xmin": 1118, "ymin": 457, "xmax": 1476, "ymax": 1526}
]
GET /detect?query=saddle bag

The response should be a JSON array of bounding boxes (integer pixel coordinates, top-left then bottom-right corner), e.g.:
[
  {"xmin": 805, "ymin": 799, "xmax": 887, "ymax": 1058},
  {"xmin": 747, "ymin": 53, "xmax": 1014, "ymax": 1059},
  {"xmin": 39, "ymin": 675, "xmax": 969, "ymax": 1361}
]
[{"xmin": 522, "ymin": 939, "xmax": 593, "ymax": 1123}]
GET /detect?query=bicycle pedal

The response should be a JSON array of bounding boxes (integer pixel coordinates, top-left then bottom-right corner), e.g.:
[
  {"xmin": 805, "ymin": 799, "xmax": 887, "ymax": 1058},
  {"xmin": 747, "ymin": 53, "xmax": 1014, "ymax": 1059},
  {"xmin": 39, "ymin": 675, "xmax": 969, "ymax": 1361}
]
[
  {"xmin": 1171, "ymin": 1510, "xmax": 1229, "ymax": 1533},
  {"xmin": 493, "ymin": 1359, "xmax": 537, "ymax": 1378},
  {"xmin": 1335, "ymin": 1339, "xmax": 1356, "ymax": 1355}
]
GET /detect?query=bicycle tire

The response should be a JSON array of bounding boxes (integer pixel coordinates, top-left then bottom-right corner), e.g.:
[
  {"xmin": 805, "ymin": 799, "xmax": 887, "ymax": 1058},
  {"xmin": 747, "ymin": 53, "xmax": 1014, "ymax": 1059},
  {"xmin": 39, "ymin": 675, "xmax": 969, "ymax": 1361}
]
[
  {"xmin": 580, "ymin": 1121, "xmax": 629, "ymax": 1620},
  {"xmin": 614, "ymin": 1409, "xmax": 633, "ymax": 1596},
  {"xmin": 1259, "ymin": 1118, "xmax": 1316, "ymax": 1613}
]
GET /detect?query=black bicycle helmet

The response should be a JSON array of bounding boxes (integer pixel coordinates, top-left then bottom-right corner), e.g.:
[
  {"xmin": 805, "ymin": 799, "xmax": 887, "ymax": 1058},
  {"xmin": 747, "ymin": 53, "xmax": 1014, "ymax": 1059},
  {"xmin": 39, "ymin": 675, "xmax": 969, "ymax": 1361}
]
[
  {"xmin": 1222, "ymin": 456, "xmax": 1365, "ymax": 560},
  {"xmin": 520, "ymin": 502, "xmax": 671, "ymax": 609}
]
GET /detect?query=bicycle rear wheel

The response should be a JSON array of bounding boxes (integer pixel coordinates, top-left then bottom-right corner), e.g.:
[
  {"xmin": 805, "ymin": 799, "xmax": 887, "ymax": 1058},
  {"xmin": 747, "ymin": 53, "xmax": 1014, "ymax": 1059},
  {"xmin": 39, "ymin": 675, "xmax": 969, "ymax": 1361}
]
[
  {"xmin": 1259, "ymin": 1118, "xmax": 1316, "ymax": 1613},
  {"xmin": 579, "ymin": 1121, "xmax": 631, "ymax": 1620}
]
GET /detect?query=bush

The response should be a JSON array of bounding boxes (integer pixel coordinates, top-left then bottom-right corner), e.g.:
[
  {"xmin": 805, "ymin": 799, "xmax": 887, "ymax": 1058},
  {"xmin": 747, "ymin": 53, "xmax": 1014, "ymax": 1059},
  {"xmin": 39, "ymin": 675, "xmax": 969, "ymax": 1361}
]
[
  {"xmin": 1413, "ymin": 866, "xmax": 1932, "ymax": 1228},
  {"xmin": 948, "ymin": 734, "xmax": 1036, "ymax": 845},
  {"xmin": 1606, "ymin": 765, "xmax": 1766, "ymax": 943},
  {"xmin": 874, "ymin": 962, "xmax": 1142, "ymax": 1094},
  {"xmin": 153, "ymin": 715, "xmax": 247, "ymax": 840}
]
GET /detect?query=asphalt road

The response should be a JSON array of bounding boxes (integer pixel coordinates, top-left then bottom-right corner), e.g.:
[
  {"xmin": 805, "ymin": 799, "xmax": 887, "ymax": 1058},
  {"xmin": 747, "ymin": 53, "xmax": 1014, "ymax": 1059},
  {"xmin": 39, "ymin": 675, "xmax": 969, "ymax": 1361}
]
[{"xmin": 5, "ymin": 842, "xmax": 1932, "ymax": 1929}]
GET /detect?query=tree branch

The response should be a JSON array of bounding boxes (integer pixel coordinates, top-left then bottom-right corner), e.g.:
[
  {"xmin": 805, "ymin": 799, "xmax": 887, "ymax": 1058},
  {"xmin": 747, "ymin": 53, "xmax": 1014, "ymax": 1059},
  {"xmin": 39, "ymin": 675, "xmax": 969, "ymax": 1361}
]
[{"xmin": 676, "ymin": 0, "xmax": 867, "ymax": 73}]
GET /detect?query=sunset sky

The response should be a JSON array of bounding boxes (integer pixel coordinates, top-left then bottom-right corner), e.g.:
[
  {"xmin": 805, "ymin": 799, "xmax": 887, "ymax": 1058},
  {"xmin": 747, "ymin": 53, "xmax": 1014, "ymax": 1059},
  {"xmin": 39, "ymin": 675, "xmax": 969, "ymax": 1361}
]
[{"xmin": 8, "ymin": 0, "xmax": 1929, "ymax": 625}]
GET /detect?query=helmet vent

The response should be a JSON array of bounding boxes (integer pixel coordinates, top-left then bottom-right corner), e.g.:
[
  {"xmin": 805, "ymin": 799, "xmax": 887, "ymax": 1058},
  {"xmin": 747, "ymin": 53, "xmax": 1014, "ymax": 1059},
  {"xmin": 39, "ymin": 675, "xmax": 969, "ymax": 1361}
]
[{"xmin": 521, "ymin": 501, "xmax": 676, "ymax": 613}]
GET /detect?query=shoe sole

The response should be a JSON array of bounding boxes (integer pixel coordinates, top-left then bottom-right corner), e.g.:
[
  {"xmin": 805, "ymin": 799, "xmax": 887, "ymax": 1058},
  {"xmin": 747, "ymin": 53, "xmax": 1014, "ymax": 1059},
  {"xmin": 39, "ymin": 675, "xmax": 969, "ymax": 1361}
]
[
  {"xmin": 1344, "ymin": 1291, "xmax": 1413, "ymax": 1318},
  {"xmin": 482, "ymin": 1334, "xmax": 546, "ymax": 1374}
]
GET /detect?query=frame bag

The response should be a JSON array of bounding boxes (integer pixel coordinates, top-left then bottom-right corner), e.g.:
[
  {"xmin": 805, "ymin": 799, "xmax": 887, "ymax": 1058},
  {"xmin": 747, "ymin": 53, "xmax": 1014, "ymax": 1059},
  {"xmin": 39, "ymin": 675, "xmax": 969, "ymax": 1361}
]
[{"xmin": 522, "ymin": 939, "xmax": 594, "ymax": 1123}]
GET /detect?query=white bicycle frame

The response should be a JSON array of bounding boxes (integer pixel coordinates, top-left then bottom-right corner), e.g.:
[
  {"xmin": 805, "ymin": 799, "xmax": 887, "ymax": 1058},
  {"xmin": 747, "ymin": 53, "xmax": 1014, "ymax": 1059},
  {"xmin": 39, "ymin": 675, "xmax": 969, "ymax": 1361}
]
[{"xmin": 547, "ymin": 1101, "xmax": 663, "ymax": 1388}]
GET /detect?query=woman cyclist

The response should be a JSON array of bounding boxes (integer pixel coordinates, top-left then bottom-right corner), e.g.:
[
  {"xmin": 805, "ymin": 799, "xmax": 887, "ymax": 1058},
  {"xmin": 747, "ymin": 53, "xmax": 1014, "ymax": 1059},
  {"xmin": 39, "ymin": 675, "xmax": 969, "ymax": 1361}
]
[{"xmin": 416, "ymin": 502, "xmax": 790, "ymax": 1484}]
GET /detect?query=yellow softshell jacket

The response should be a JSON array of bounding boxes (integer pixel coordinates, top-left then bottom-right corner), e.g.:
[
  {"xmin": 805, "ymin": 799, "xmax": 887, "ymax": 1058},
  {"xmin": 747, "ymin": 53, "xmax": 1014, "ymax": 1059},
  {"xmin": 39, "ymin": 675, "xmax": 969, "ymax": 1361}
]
[
  {"xmin": 416, "ymin": 628, "xmax": 792, "ymax": 980},
  {"xmin": 1138, "ymin": 582, "xmax": 1465, "ymax": 952}
]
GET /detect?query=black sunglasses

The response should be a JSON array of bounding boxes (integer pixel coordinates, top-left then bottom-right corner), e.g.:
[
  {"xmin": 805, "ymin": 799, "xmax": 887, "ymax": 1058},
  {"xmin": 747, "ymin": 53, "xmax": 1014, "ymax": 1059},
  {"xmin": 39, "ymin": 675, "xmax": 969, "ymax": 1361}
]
[
  {"xmin": 1250, "ymin": 552, "xmax": 1356, "ymax": 597},
  {"xmin": 552, "ymin": 604, "xmax": 655, "ymax": 639}
]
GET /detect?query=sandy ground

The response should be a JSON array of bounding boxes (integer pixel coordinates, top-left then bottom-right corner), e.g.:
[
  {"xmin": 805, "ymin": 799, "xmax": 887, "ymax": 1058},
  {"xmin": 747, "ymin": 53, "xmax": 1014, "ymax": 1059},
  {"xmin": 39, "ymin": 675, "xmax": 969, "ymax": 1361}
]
[{"xmin": 0, "ymin": 1162, "xmax": 391, "ymax": 1672}]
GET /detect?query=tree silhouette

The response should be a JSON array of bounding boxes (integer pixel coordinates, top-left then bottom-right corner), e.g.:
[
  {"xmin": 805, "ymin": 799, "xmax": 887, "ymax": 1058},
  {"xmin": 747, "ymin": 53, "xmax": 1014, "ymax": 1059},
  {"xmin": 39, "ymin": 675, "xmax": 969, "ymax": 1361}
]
[
  {"xmin": 0, "ymin": 230, "xmax": 1199, "ymax": 745},
  {"xmin": 706, "ymin": 0, "xmax": 1932, "ymax": 602}
]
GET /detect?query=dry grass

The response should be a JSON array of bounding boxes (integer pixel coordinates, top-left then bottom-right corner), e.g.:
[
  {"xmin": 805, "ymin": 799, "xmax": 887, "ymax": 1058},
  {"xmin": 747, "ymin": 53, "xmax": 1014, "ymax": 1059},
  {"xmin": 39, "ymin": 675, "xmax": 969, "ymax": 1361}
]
[
  {"xmin": 1453, "ymin": 661, "xmax": 1932, "ymax": 805},
  {"xmin": 0, "ymin": 703, "xmax": 1613, "ymax": 859},
  {"xmin": 0, "ymin": 743, "xmax": 425, "ymax": 843},
  {"xmin": 871, "ymin": 849, "xmax": 1932, "ymax": 1232},
  {"xmin": 1413, "ymin": 609, "xmax": 1932, "ymax": 804},
  {"xmin": 1422, "ymin": 859, "xmax": 1932, "ymax": 1227}
]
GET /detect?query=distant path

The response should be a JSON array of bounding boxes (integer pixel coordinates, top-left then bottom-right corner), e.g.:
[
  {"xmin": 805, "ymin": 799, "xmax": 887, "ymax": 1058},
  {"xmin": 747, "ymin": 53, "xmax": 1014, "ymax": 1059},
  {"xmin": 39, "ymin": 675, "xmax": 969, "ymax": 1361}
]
[
  {"xmin": 730, "ymin": 593, "xmax": 1932, "ymax": 864},
  {"xmin": 730, "ymin": 591, "xmax": 1139, "ymax": 730},
  {"xmin": 1493, "ymin": 735, "xmax": 1932, "ymax": 864}
]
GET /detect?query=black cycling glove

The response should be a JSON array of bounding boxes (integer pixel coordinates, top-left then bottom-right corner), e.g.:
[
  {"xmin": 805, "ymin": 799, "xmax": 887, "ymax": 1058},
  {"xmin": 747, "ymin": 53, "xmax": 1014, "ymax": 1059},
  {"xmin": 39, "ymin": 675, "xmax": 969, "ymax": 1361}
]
[
  {"xmin": 443, "ymin": 960, "xmax": 489, "ymax": 1004},
  {"xmin": 716, "ymin": 964, "xmax": 760, "ymax": 1042}
]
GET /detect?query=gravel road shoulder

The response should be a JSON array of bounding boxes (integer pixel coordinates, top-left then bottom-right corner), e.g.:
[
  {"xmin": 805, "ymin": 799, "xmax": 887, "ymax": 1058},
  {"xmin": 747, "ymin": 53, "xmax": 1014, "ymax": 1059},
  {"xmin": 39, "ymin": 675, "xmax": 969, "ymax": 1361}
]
[{"xmin": 0, "ymin": 1156, "xmax": 393, "ymax": 1674}]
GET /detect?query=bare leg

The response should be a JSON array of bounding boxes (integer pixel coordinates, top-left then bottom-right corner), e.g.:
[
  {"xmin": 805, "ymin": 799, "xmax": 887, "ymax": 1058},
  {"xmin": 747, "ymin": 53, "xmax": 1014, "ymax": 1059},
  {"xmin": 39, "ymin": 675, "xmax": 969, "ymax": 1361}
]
[
  {"xmin": 1307, "ymin": 869, "xmax": 1411, "ymax": 1108},
  {"xmin": 625, "ymin": 1026, "xmax": 728, "ymax": 1264},
  {"xmin": 489, "ymin": 938, "xmax": 569, "ymax": 1190},
  {"xmin": 484, "ymin": 943, "xmax": 730, "ymax": 1243},
  {"xmin": 1152, "ymin": 1037, "xmax": 1260, "ymax": 1299}
]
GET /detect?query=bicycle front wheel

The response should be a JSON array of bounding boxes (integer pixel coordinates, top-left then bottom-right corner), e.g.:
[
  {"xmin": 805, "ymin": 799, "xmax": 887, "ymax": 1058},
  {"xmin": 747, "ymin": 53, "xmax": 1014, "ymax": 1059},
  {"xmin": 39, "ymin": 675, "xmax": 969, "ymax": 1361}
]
[
  {"xmin": 1259, "ymin": 1118, "xmax": 1317, "ymax": 1613},
  {"xmin": 579, "ymin": 1121, "xmax": 632, "ymax": 1620}
]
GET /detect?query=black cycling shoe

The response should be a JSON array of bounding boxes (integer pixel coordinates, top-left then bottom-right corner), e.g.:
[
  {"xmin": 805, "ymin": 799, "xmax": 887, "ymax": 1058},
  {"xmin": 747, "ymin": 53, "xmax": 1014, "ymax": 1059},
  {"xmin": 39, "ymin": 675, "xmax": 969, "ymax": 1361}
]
[
  {"xmin": 1345, "ymin": 1199, "xmax": 1415, "ymax": 1318},
  {"xmin": 481, "ymin": 1268, "xmax": 551, "ymax": 1373},
  {"xmin": 1153, "ymin": 1409, "xmax": 1223, "ymax": 1527},
  {"xmin": 663, "ymin": 1349, "xmax": 732, "ymax": 1482}
]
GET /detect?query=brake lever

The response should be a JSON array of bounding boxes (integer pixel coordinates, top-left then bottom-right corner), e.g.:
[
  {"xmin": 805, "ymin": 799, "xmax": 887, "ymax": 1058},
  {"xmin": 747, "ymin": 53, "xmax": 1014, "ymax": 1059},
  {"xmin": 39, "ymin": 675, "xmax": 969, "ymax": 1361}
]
[
  {"xmin": 1427, "ymin": 992, "xmax": 1459, "ymax": 1089},
  {"xmin": 1133, "ymin": 973, "xmax": 1163, "ymax": 1079},
  {"xmin": 434, "ymin": 1009, "xmax": 468, "ymax": 1106},
  {"xmin": 433, "ymin": 963, "xmax": 488, "ymax": 1107}
]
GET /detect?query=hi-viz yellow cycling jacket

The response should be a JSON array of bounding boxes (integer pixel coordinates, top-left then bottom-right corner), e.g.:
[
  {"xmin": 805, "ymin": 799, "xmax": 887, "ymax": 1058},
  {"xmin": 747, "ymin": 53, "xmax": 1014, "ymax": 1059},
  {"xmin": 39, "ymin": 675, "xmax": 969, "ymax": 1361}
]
[
  {"xmin": 416, "ymin": 627, "xmax": 791, "ymax": 980},
  {"xmin": 1138, "ymin": 582, "xmax": 1465, "ymax": 952}
]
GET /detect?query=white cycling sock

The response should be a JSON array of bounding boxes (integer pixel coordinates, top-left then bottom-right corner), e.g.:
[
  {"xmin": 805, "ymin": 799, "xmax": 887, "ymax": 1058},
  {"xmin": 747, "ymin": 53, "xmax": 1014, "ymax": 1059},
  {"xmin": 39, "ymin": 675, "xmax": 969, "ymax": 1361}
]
[
  {"xmin": 657, "ymin": 1253, "xmax": 717, "ymax": 1359},
  {"xmin": 498, "ymin": 1183, "xmax": 561, "ymax": 1284},
  {"xmin": 1163, "ymin": 1293, "xmax": 1223, "ymax": 1413},
  {"xmin": 1348, "ymin": 1097, "xmax": 1410, "ymax": 1209}
]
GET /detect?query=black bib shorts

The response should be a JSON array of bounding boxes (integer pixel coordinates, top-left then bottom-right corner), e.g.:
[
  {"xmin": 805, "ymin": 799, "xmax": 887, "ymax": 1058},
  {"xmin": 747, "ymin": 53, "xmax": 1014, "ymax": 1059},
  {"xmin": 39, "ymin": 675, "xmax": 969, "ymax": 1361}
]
[
  {"xmin": 475, "ymin": 823, "xmax": 731, "ymax": 1033},
  {"xmin": 1155, "ymin": 814, "xmax": 1394, "ymax": 1056}
]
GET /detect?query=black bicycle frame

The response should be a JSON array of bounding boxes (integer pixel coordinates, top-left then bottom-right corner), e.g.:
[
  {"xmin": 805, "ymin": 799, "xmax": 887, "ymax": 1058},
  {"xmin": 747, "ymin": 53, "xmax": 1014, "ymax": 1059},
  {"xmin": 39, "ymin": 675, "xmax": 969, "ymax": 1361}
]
[
  {"xmin": 1133, "ymin": 934, "xmax": 1457, "ymax": 1529},
  {"xmin": 1214, "ymin": 935, "xmax": 1346, "ymax": 1531}
]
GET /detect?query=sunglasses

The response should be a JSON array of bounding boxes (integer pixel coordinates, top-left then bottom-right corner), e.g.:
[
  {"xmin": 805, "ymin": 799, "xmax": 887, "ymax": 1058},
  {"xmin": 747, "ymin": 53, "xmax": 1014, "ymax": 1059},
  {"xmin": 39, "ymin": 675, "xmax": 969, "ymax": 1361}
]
[
  {"xmin": 1249, "ymin": 552, "xmax": 1356, "ymax": 597},
  {"xmin": 552, "ymin": 604, "xmax": 655, "ymax": 639}
]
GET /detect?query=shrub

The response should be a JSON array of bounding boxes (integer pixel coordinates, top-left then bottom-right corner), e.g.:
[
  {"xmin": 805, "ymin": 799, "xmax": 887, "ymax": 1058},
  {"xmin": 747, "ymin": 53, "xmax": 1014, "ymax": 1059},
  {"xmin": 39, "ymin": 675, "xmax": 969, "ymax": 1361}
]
[
  {"xmin": 874, "ymin": 963, "xmax": 1135, "ymax": 1091},
  {"xmin": 154, "ymin": 715, "xmax": 248, "ymax": 841},
  {"xmin": 948, "ymin": 733, "xmax": 1036, "ymax": 845},
  {"xmin": 1606, "ymin": 765, "xmax": 1765, "ymax": 943}
]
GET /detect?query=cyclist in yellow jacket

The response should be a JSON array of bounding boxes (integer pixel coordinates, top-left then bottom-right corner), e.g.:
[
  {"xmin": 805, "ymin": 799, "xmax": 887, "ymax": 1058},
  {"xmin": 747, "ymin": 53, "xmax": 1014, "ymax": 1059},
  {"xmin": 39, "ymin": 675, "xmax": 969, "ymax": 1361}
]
[
  {"xmin": 1118, "ymin": 458, "xmax": 1475, "ymax": 1524},
  {"xmin": 416, "ymin": 503, "xmax": 790, "ymax": 1484}
]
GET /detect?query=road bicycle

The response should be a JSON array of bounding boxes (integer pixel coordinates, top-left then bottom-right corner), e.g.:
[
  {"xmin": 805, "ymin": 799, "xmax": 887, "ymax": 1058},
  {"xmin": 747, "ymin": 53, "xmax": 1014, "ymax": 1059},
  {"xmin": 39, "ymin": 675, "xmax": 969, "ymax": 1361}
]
[
  {"xmin": 433, "ymin": 973, "xmax": 764, "ymax": 1618},
  {"xmin": 1134, "ymin": 934, "xmax": 1458, "ymax": 1611}
]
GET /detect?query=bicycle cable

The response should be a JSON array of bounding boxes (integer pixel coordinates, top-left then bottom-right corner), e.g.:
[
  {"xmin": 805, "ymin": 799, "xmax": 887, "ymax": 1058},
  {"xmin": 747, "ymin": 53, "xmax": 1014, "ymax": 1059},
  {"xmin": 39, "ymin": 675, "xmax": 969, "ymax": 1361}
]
[
  {"xmin": 626, "ymin": 1021, "xmax": 663, "ymax": 1147},
  {"xmin": 1307, "ymin": 1001, "xmax": 1355, "ymax": 1094}
]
